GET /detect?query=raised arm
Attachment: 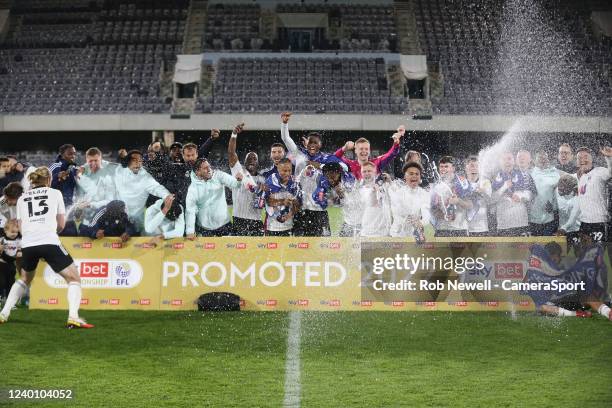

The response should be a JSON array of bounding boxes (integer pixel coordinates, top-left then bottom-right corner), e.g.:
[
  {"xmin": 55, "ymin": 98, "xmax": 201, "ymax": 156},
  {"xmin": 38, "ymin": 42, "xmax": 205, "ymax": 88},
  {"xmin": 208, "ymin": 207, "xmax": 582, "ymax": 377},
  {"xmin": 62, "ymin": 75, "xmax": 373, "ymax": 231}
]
[
  {"xmin": 280, "ymin": 112, "xmax": 299, "ymax": 155},
  {"xmin": 198, "ymin": 128, "xmax": 220, "ymax": 159},
  {"xmin": 227, "ymin": 122, "xmax": 244, "ymax": 169}
]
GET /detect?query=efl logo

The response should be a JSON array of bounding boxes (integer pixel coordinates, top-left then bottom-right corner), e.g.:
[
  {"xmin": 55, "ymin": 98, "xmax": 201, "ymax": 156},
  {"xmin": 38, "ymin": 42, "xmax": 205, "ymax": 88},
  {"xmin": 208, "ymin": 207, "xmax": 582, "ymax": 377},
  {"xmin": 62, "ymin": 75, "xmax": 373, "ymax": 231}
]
[
  {"xmin": 173, "ymin": 243, "xmax": 184, "ymax": 249},
  {"xmin": 495, "ymin": 263, "xmax": 524, "ymax": 279},
  {"xmin": 529, "ymin": 257, "xmax": 542, "ymax": 268},
  {"xmin": 171, "ymin": 299, "xmax": 183, "ymax": 306},
  {"xmin": 297, "ymin": 299, "xmax": 309, "ymax": 306},
  {"xmin": 80, "ymin": 262, "xmax": 109, "ymax": 278},
  {"xmin": 204, "ymin": 243, "xmax": 215, "ymax": 250},
  {"xmin": 81, "ymin": 242, "xmax": 92, "ymax": 249},
  {"xmin": 329, "ymin": 242, "xmax": 341, "ymax": 249},
  {"xmin": 140, "ymin": 299, "xmax": 151, "ymax": 306},
  {"xmin": 297, "ymin": 243, "xmax": 309, "ymax": 249},
  {"xmin": 392, "ymin": 301, "xmax": 405, "ymax": 307},
  {"xmin": 266, "ymin": 299, "xmax": 277, "ymax": 306},
  {"xmin": 361, "ymin": 300, "xmax": 373, "ymax": 307},
  {"xmin": 329, "ymin": 299, "xmax": 341, "ymax": 307},
  {"xmin": 236, "ymin": 243, "xmax": 247, "ymax": 249},
  {"xmin": 110, "ymin": 299, "xmax": 120, "ymax": 305},
  {"xmin": 80, "ymin": 298, "xmax": 89, "ymax": 305},
  {"xmin": 267, "ymin": 243, "xmax": 278, "ymax": 249},
  {"xmin": 48, "ymin": 298, "xmax": 58, "ymax": 305}
]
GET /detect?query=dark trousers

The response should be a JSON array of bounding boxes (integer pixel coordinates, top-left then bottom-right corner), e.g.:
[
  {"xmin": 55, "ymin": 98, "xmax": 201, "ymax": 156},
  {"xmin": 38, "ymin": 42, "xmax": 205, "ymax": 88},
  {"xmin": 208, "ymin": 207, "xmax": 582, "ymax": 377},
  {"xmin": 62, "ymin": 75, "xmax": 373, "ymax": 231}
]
[
  {"xmin": 232, "ymin": 217, "xmax": 264, "ymax": 236},
  {"xmin": 529, "ymin": 221, "xmax": 557, "ymax": 236},
  {"xmin": 0, "ymin": 261, "xmax": 16, "ymax": 299},
  {"xmin": 196, "ymin": 223, "xmax": 233, "ymax": 237},
  {"xmin": 293, "ymin": 210, "xmax": 330, "ymax": 237}
]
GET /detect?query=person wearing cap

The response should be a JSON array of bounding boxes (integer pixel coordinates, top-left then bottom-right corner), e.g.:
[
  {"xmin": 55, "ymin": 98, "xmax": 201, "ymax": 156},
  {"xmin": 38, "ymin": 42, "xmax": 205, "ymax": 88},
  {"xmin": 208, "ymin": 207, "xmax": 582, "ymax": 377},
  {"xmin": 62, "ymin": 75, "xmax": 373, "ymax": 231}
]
[{"xmin": 169, "ymin": 142, "xmax": 184, "ymax": 163}]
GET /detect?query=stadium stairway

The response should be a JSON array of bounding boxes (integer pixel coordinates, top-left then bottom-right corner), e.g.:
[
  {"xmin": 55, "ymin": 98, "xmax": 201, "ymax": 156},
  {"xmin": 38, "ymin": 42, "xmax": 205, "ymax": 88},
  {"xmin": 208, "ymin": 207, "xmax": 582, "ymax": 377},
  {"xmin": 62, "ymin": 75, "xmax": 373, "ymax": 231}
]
[
  {"xmin": 394, "ymin": 0, "xmax": 422, "ymax": 55},
  {"xmin": 182, "ymin": 0, "xmax": 207, "ymax": 54}
]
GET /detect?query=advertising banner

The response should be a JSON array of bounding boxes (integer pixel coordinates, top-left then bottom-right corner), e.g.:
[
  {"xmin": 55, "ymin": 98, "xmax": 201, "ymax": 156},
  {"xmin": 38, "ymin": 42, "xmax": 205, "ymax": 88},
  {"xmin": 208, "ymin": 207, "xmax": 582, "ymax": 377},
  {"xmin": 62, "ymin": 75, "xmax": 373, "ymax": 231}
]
[{"xmin": 30, "ymin": 237, "xmax": 574, "ymax": 312}]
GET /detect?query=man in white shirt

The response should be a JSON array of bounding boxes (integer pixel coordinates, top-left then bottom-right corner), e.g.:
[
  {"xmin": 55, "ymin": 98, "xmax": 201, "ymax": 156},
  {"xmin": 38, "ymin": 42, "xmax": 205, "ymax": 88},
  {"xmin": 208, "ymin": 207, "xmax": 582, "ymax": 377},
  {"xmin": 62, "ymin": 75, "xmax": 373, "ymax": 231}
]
[
  {"xmin": 1, "ymin": 167, "xmax": 93, "ymax": 328},
  {"xmin": 359, "ymin": 162, "xmax": 391, "ymax": 237},
  {"xmin": 492, "ymin": 152, "xmax": 533, "ymax": 236},
  {"xmin": 576, "ymin": 146, "xmax": 612, "ymax": 243},
  {"xmin": 430, "ymin": 156, "xmax": 472, "ymax": 237},
  {"xmin": 387, "ymin": 162, "xmax": 431, "ymax": 239},
  {"xmin": 0, "ymin": 182, "xmax": 23, "ymax": 227},
  {"xmin": 464, "ymin": 156, "xmax": 491, "ymax": 237},
  {"xmin": 227, "ymin": 122, "xmax": 265, "ymax": 236}
]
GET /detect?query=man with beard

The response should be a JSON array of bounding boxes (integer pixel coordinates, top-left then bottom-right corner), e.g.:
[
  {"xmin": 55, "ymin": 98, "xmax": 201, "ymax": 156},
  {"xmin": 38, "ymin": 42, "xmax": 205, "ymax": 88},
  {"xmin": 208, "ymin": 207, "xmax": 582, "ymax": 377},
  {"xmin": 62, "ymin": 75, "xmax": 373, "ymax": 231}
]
[
  {"xmin": 186, "ymin": 158, "xmax": 243, "ymax": 238},
  {"xmin": 576, "ymin": 146, "xmax": 612, "ymax": 243},
  {"xmin": 228, "ymin": 122, "xmax": 266, "ymax": 236},
  {"xmin": 557, "ymin": 143, "xmax": 577, "ymax": 174},
  {"xmin": 49, "ymin": 144, "xmax": 79, "ymax": 236},
  {"xmin": 114, "ymin": 150, "xmax": 171, "ymax": 234},
  {"xmin": 169, "ymin": 142, "xmax": 184, "ymax": 163},
  {"xmin": 78, "ymin": 200, "xmax": 136, "ymax": 242}
]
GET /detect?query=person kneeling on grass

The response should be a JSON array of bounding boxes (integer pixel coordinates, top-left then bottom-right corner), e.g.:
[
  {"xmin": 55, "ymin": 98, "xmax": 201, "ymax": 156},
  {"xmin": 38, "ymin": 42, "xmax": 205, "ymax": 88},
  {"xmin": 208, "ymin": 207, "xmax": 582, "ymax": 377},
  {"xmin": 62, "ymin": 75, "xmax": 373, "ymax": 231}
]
[
  {"xmin": 0, "ymin": 167, "xmax": 93, "ymax": 328},
  {"xmin": 522, "ymin": 236, "xmax": 611, "ymax": 321},
  {"xmin": 78, "ymin": 200, "xmax": 137, "ymax": 242},
  {"xmin": 144, "ymin": 194, "xmax": 185, "ymax": 239}
]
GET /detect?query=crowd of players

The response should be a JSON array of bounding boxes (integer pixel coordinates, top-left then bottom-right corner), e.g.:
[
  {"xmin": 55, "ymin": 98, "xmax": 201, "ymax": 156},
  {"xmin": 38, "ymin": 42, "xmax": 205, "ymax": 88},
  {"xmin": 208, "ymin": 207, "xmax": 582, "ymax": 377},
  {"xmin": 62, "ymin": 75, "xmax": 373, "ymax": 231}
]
[
  {"xmin": 0, "ymin": 113, "xmax": 611, "ymax": 324},
  {"xmin": 0, "ymin": 113, "xmax": 611, "ymax": 247}
]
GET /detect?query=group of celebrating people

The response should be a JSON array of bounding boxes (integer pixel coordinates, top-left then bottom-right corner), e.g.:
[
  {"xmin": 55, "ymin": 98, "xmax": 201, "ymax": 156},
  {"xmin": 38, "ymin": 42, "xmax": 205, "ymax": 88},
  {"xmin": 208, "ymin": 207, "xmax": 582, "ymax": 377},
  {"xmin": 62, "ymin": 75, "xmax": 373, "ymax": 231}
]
[{"xmin": 1, "ymin": 113, "xmax": 611, "ymax": 246}]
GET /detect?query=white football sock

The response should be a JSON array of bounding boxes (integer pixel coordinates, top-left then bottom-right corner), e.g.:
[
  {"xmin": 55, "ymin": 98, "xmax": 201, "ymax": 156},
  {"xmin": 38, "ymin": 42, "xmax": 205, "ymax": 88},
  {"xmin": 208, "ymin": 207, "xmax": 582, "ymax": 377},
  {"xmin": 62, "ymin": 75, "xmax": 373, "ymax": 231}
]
[
  {"xmin": 0, "ymin": 280, "xmax": 28, "ymax": 318},
  {"xmin": 67, "ymin": 282, "xmax": 82, "ymax": 320},
  {"xmin": 557, "ymin": 307, "xmax": 576, "ymax": 317},
  {"xmin": 597, "ymin": 304, "xmax": 611, "ymax": 320}
]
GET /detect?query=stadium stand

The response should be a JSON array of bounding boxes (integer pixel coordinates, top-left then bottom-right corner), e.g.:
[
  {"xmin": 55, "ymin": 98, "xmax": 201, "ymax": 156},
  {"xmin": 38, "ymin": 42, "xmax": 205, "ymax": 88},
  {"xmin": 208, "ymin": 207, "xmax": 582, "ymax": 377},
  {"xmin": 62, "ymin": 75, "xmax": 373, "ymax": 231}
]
[
  {"xmin": 207, "ymin": 56, "xmax": 408, "ymax": 114},
  {"xmin": 0, "ymin": 0, "xmax": 609, "ymax": 117},
  {"xmin": 0, "ymin": 0, "xmax": 188, "ymax": 114},
  {"xmin": 415, "ymin": 0, "xmax": 612, "ymax": 116}
]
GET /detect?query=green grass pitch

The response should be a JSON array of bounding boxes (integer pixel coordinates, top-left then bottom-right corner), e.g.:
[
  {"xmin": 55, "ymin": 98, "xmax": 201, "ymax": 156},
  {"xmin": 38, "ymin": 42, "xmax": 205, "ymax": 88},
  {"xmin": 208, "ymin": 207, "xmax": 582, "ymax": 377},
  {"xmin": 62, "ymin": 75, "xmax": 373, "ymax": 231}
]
[{"xmin": 1, "ymin": 310, "xmax": 611, "ymax": 407}]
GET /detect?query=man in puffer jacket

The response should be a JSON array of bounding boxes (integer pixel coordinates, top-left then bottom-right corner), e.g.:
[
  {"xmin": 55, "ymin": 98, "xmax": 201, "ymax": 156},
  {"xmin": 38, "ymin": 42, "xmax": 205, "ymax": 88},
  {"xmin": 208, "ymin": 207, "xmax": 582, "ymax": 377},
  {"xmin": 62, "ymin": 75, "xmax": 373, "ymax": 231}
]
[
  {"xmin": 78, "ymin": 200, "xmax": 137, "ymax": 242},
  {"xmin": 114, "ymin": 150, "xmax": 171, "ymax": 234}
]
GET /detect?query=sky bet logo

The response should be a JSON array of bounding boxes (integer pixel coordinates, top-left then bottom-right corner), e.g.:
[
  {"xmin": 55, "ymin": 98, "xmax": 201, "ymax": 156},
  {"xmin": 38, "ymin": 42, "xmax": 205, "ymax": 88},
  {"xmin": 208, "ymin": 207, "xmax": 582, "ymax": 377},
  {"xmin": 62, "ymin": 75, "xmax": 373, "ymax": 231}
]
[
  {"xmin": 494, "ymin": 263, "xmax": 524, "ymax": 279},
  {"xmin": 80, "ymin": 262, "xmax": 109, "ymax": 278}
]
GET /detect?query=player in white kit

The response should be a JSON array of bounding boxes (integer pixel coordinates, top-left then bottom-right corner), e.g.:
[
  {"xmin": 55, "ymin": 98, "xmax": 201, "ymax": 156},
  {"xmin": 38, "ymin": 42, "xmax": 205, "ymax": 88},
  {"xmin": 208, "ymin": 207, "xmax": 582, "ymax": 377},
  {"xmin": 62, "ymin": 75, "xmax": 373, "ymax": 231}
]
[{"xmin": 0, "ymin": 167, "xmax": 93, "ymax": 328}]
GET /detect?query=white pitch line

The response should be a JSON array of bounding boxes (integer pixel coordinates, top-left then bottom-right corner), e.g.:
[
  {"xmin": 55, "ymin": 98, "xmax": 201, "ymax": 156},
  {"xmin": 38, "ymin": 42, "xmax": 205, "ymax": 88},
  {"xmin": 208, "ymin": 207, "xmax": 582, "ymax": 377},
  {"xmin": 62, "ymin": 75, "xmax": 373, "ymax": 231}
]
[{"xmin": 283, "ymin": 311, "xmax": 302, "ymax": 408}]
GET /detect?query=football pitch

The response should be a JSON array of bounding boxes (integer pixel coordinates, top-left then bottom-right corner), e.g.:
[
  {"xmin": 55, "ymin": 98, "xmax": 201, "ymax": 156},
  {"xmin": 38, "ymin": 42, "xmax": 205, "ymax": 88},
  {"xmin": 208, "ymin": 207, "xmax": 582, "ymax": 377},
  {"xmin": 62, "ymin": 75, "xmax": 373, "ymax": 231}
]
[{"xmin": 1, "ymin": 310, "xmax": 611, "ymax": 407}]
